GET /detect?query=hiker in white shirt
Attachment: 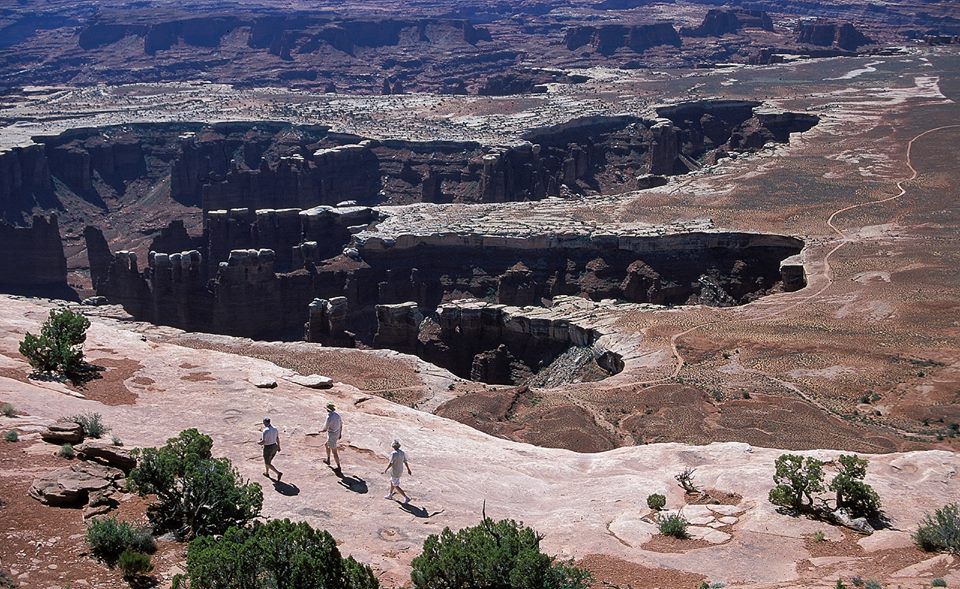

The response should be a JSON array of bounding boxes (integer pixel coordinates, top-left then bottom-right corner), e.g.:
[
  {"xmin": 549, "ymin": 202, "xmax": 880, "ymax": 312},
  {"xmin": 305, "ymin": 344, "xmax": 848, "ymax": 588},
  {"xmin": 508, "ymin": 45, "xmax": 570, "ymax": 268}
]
[
  {"xmin": 258, "ymin": 417, "xmax": 282, "ymax": 481},
  {"xmin": 383, "ymin": 439, "xmax": 412, "ymax": 503},
  {"xmin": 320, "ymin": 403, "xmax": 342, "ymax": 470}
]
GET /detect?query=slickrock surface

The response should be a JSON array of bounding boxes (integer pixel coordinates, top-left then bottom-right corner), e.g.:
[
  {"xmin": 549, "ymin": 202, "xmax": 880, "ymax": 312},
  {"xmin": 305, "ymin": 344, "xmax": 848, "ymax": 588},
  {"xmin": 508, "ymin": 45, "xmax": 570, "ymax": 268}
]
[{"xmin": 1, "ymin": 294, "xmax": 958, "ymax": 587}]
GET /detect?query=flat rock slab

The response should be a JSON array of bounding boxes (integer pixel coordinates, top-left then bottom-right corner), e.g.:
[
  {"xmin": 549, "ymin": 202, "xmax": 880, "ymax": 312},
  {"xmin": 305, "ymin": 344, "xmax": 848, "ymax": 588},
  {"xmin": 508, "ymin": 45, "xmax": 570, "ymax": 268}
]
[
  {"xmin": 687, "ymin": 525, "xmax": 731, "ymax": 544},
  {"xmin": 29, "ymin": 462, "xmax": 124, "ymax": 507},
  {"xmin": 249, "ymin": 374, "xmax": 278, "ymax": 389},
  {"xmin": 40, "ymin": 421, "xmax": 84, "ymax": 445},
  {"xmin": 285, "ymin": 374, "xmax": 333, "ymax": 389},
  {"xmin": 76, "ymin": 440, "xmax": 137, "ymax": 472}
]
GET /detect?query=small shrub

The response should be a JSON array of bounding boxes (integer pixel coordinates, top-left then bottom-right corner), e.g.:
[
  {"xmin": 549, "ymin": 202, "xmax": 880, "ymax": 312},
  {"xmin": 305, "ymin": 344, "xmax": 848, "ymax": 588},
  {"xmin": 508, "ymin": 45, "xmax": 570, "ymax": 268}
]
[
  {"xmin": 410, "ymin": 517, "xmax": 590, "ymax": 589},
  {"xmin": 646, "ymin": 493, "xmax": 666, "ymax": 511},
  {"xmin": 184, "ymin": 520, "xmax": 380, "ymax": 589},
  {"xmin": 656, "ymin": 513, "xmax": 688, "ymax": 539},
  {"xmin": 812, "ymin": 530, "xmax": 826, "ymax": 543},
  {"xmin": 111, "ymin": 435, "xmax": 123, "ymax": 447},
  {"xmin": 0, "ymin": 403, "xmax": 15, "ymax": 418},
  {"xmin": 3, "ymin": 431, "xmax": 17, "ymax": 442},
  {"xmin": 19, "ymin": 308, "xmax": 90, "ymax": 379},
  {"xmin": 69, "ymin": 413, "xmax": 107, "ymax": 438},
  {"xmin": 768, "ymin": 454, "xmax": 824, "ymax": 511},
  {"xmin": 59, "ymin": 443, "xmax": 74, "ymax": 458},
  {"xmin": 835, "ymin": 580, "xmax": 848, "ymax": 589},
  {"xmin": 864, "ymin": 581, "xmax": 882, "ymax": 589},
  {"xmin": 675, "ymin": 468, "xmax": 700, "ymax": 494},
  {"xmin": 86, "ymin": 517, "xmax": 156, "ymax": 566},
  {"xmin": 829, "ymin": 454, "xmax": 882, "ymax": 519},
  {"xmin": 852, "ymin": 577, "xmax": 864, "ymax": 587},
  {"xmin": 118, "ymin": 550, "xmax": 153, "ymax": 580},
  {"xmin": 742, "ymin": 391, "xmax": 751, "ymax": 400},
  {"xmin": 914, "ymin": 503, "xmax": 960, "ymax": 554},
  {"xmin": 931, "ymin": 579, "xmax": 947, "ymax": 588}
]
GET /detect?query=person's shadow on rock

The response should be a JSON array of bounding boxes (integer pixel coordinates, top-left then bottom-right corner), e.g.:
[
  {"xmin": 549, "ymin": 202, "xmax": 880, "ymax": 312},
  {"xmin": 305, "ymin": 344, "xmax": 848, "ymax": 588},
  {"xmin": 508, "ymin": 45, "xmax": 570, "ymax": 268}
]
[
  {"xmin": 273, "ymin": 480, "xmax": 300, "ymax": 496},
  {"xmin": 399, "ymin": 502, "xmax": 443, "ymax": 518},
  {"xmin": 336, "ymin": 471, "xmax": 368, "ymax": 494}
]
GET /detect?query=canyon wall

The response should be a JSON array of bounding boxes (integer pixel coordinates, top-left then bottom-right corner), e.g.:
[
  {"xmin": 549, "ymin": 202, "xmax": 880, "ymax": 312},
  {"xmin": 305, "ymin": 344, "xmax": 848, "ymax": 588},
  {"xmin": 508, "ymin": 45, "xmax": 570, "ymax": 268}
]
[{"xmin": 0, "ymin": 214, "xmax": 71, "ymax": 298}]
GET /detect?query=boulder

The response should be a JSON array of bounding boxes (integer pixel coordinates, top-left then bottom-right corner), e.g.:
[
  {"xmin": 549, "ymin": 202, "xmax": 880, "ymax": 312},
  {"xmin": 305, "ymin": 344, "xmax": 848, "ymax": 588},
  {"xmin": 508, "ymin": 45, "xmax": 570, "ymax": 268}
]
[
  {"xmin": 29, "ymin": 462, "xmax": 124, "ymax": 507},
  {"xmin": 75, "ymin": 440, "xmax": 137, "ymax": 472},
  {"xmin": 286, "ymin": 374, "xmax": 334, "ymax": 389},
  {"xmin": 41, "ymin": 421, "xmax": 84, "ymax": 445}
]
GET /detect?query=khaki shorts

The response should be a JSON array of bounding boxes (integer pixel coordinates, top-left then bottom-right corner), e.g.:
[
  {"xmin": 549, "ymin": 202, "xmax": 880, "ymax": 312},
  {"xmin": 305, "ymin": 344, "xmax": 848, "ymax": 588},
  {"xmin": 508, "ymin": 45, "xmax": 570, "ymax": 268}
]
[
  {"xmin": 263, "ymin": 444, "xmax": 278, "ymax": 463},
  {"xmin": 326, "ymin": 434, "xmax": 339, "ymax": 449}
]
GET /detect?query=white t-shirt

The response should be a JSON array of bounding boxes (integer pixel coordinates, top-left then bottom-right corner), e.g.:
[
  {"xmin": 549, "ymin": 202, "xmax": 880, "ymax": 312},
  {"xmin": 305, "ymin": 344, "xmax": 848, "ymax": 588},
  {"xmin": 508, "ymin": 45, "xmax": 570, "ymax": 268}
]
[
  {"xmin": 261, "ymin": 425, "xmax": 279, "ymax": 446},
  {"xmin": 324, "ymin": 412, "xmax": 342, "ymax": 438},
  {"xmin": 388, "ymin": 449, "xmax": 407, "ymax": 478}
]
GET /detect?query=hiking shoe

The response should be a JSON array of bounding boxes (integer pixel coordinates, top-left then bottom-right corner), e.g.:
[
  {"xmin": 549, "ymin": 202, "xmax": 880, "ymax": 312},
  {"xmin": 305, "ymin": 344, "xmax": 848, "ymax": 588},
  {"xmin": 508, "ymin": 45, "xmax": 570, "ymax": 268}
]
[
  {"xmin": 277, "ymin": 472, "xmax": 283, "ymax": 482},
  {"xmin": 384, "ymin": 494, "xmax": 394, "ymax": 500},
  {"xmin": 403, "ymin": 496, "xmax": 411, "ymax": 504}
]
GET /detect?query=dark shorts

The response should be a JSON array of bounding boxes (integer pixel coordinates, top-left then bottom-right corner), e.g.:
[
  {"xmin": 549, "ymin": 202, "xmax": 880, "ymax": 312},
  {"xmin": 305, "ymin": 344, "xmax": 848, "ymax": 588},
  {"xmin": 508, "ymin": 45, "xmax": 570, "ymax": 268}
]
[{"xmin": 263, "ymin": 443, "xmax": 278, "ymax": 463}]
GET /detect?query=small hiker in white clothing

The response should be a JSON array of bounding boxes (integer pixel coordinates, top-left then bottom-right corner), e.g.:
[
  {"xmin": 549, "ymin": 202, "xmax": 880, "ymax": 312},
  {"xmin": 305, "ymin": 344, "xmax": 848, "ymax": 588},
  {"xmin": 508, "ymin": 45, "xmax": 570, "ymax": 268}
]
[
  {"xmin": 320, "ymin": 403, "xmax": 342, "ymax": 470},
  {"xmin": 259, "ymin": 417, "xmax": 282, "ymax": 481},
  {"xmin": 383, "ymin": 439, "xmax": 412, "ymax": 503}
]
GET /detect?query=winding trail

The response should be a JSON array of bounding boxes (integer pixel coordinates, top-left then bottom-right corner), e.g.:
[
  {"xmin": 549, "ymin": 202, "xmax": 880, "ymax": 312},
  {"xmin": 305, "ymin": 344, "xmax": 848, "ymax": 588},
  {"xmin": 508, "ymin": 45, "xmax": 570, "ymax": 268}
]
[{"xmin": 615, "ymin": 125, "xmax": 960, "ymax": 441}]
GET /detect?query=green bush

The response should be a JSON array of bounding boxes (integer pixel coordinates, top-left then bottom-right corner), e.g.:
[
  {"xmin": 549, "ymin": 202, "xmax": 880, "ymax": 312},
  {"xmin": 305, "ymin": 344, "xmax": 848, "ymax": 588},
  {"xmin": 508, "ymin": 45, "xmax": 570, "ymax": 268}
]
[
  {"xmin": 864, "ymin": 581, "xmax": 882, "ymax": 589},
  {"xmin": 914, "ymin": 503, "xmax": 960, "ymax": 554},
  {"xmin": 86, "ymin": 517, "xmax": 156, "ymax": 566},
  {"xmin": 19, "ymin": 308, "xmax": 90, "ymax": 379},
  {"xmin": 0, "ymin": 569, "xmax": 15, "ymax": 588},
  {"xmin": 410, "ymin": 518, "xmax": 591, "ymax": 589},
  {"xmin": 656, "ymin": 513, "xmax": 688, "ymax": 539},
  {"xmin": 931, "ymin": 579, "xmax": 947, "ymax": 588},
  {"xmin": 829, "ymin": 454, "xmax": 881, "ymax": 519},
  {"xmin": 118, "ymin": 550, "xmax": 153, "ymax": 579},
  {"xmin": 3, "ymin": 431, "xmax": 17, "ymax": 442},
  {"xmin": 646, "ymin": 493, "xmax": 666, "ymax": 511},
  {"xmin": 0, "ymin": 403, "xmax": 15, "ymax": 418},
  {"xmin": 128, "ymin": 429, "xmax": 262, "ymax": 539},
  {"xmin": 59, "ymin": 443, "xmax": 74, "ymax": 458},
  {"xmin": 69, "ymin": 413, "xmax": 108, "ymax": 438},
  {"xmin": 182, "ymin": 519, "xmax": 378, "ymax": 589},
  {"xmin": 768, "ymin": 454, "xmax": 824, "ymax": 511}
]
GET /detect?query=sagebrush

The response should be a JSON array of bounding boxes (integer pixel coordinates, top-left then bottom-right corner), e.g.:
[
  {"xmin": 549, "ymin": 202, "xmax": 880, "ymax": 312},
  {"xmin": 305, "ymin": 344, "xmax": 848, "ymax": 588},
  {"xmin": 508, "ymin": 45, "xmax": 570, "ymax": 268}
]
[{"xmin": 86, "ymin": 517, "xmax": 156, "ymax": 566}]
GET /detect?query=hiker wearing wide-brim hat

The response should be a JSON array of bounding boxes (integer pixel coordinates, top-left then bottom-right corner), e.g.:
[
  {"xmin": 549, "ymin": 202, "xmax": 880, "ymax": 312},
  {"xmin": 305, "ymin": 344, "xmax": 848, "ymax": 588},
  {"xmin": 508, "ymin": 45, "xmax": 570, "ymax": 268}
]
[
  {"xmin": 320, "ymin": 403, "xmax": 342, "ymax": 470},
  {"xmin": 383, "ymin": 439, "xmax": 412, "ymax": 503}
]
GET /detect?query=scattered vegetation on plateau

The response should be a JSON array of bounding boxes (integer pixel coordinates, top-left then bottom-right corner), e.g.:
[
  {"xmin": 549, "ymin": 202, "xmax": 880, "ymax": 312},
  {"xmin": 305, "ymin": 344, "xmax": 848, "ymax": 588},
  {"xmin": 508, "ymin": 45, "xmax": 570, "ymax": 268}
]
[
  {"xmin": 410, "ymin": 516, "xmax": 591, "ymax": 589},
  {"xmin": 914, "ymin": 503, "xmax": 960, "ymax": 554},
  {"xmin": 86, "ymin": 516, "xmax": 156, "ymax": 567},
  {"xmin": 19, "ymin": 308, "xmax": 92, "ymax": 382},
  {"xmin": 646, "ymin": 493, "xmax": 666, "ymax": 511},
  {"xmin": 128, "ymin": 428, "xmax": 263, "ymax": 540},
  {"xmin": 174, "ymin": 519, "xmax": 378, "ymax": 589},
  {"xmin": 656, "ymin": 513, "xmax": 689, "ymax": 539}
]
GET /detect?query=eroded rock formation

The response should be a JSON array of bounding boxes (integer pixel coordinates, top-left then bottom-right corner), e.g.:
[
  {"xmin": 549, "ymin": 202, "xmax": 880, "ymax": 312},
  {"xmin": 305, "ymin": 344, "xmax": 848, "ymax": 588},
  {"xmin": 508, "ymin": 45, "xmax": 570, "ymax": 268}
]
[
  {"xmin": 0, "ymin": 214, "xmax": 71, "ymax": 298},
  {"xmin": 564, "ymin": 23, "xmax": 682, "ymax": 55},
  {"xmin": 796, "ymin": 21, "xmax": 873, "ymax": 51}
]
